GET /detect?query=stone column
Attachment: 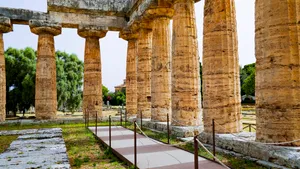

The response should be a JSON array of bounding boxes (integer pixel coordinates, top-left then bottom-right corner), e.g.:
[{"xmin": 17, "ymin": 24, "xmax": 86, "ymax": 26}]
[
  {"xmin": 172, "ymin": 0, "xmax": 201, "ymax": 126},
  {"xmin": 136, "ymin": 22, "xmax": 152, "ymax": 118},
  {"xmin": 202, "ymin": 0, "xmax": 242, "ymax": 133},
  {"xmin": 145, "ymin": 8, "xmax": 173, "ymax": 122},
  {"xmin": 255, "ymin": 0, "xmax": 300, "ymax": 146},
  {"xmin": 30, "ymin": 20, "xmax": 61, "ymax": 120},
  {"xmin": 120, "ymin": 31, "xmax": 138, "ymax": 116},
  {"xmin": 78, "ymin": 26, "xmax": 107, "ymax": 118},
  {"xmin": 0, "ymin": 17, "xmax": 12, "ymax": 122}
]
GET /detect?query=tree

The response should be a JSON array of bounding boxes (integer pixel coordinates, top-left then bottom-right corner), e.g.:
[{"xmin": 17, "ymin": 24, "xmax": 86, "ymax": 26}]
[
  {"xmin": 5, "ymin": 47, "xmax": 36, "ymax": 116},
  {"xmin": 56, "ymin": 51, "xmax": 84, "ymax": 113},
  {"xmin": 240, "ymin": 63, "xmax": 255, "ymax": 96},
  {"xmin": 5, "ymin": 48, "xmax": 84, "ymax": 116},
  {"xmin": 102, "ymin": 85, "xmax": 109, "ymax": 103}
]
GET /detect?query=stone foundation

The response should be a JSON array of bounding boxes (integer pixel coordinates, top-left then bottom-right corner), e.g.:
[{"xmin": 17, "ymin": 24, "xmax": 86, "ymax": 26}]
[{"xmin": 198, "ymin": 132, "xmax": 300, "ymax": 168}]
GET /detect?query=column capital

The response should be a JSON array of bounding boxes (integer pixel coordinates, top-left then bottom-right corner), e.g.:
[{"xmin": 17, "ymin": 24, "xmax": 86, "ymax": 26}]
[
  {"xmin": 0, "ymin": 17, "xmax": 12, "ymax": 33},
  {"xmin": 145, "ymin": 7, "xmax": 174, "ymax": 19},
  {"xmin": 133, "ymin": 20, "xmax": 153, "ymax": 32},
  {"xmin": 172, "ymin": 0, "xmax": 196, "ymax": 4},
  {"xmin": 78, "ymin": 25, "xmax": 108, "ymax": 39},
  {"xmin": 119, "ymin": 30, "xmax": 138, "ymax": 41},
  {"xmin": 29, "ymin": 20, "xmax": 61, "ymax": 36}
]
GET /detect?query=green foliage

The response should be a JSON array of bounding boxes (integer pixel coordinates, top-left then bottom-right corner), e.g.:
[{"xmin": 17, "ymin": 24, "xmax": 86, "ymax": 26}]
[
  {"xmin": 5, "ymin": 47, "xmax": 36, "ymax": 115},
  {"xmin": 102, "ymin": 85, "xmax": 109, "ymax": 101},
  {"xmin": 106, "ymin": 91, "xmax": 126, "ymax": 106},
  {"xmin": 5, "ymin": 48, "xmax": 84, "ymax": 115},
  {"xmin": 240, "ymin": 63, "xmax": 255, "ymax": 96},
  {"xmin": 56, "ymin": 51, "xmax": 84, "ymax": 113}
]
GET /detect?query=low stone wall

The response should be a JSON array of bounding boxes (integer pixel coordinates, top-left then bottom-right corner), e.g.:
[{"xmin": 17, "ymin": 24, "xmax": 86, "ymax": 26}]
[
  {"xmin": 128, "ymin": 118, "xmax": 204, "ymax": 138},
  {"xmin": 198, "ymin": 132, "xmax": 300, "ymax": 168}
]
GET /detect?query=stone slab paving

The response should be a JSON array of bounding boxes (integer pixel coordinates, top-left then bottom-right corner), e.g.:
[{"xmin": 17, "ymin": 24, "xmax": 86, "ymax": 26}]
[
  {"xmin": 89, "ymin": 126, "xmax": 224, "ymax": 169},
  {"xmin": 0, "ymin": 128, "xmax": 70, "ymax": 169}
]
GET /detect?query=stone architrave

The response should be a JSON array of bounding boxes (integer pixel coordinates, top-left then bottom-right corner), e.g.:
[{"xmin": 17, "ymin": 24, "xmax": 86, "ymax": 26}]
[
  {"xmin": 145, "ymin": 7, "xmax": 173, "ymax": 122},
  {"xmin": 202, "ymin": 0, "xmax": 242, "ymax": 133},
  {"xmin": 255, "ymin": 0, "xmax": 300, "ymax": 146},
  {"xmin": 30, "ymin": 20, "xmax": 61, "ymax": 120},
  {"xmin": 120, "ymin": 31, "xmax": 138, "ymax": 116},
  {"xmin": 136, "ymin": 21, "xmax": 152, "ymax": 118},
  {"xmin": 0, "ymin": 17, "xmax": 12, "ymax": 122},
  {"xmin": 171, "ymin": 0, "xmax": 201, "ymax": 126},
  {"xmin": 78, "ymin": 26, "xmax": 107, "ymax": 118}
]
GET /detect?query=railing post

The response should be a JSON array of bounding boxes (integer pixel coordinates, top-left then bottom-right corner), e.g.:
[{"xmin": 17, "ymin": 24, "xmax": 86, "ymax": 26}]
[
  {"xmin": 85, "ymin": 108, "xmax": 87, "ymax": 128},
  {"xmin": 120, "ymin": 111, "xmax": 123, "ymax": 127},
  {"xmin": 249, "ymin": 124, "xmax": 252, "ymax": 132},
  {"xmin": 134, "ymin": 120, "xmax": 137, "ymax": 169},
  {"xmin": 194, "ymin": 136, "xmax": 198, "ymax": 169},
  {"xmin": 109, "ymin": 115, "xmax": 112, "ymax": 148},
  {"xmin": 140, "ymin": 112, "xmax": 143, "ymax": 130},
  {"xmin": 87, "ymin": 109, "xmax": 90, "ymax": 128},
  {"xmin": 96, "ymin": 111, "xmax": 98, "ymax": 136},
  {"xmin": 125, "ymin": 110, "xmax": 127, "ymax": 128},
  {"xmin": 167, "ymin": 113, "xmax": 170, "ymax": 144},
  {"xmin": 212, "ymin": 119, "xmax": 216, "ymax": 160}
]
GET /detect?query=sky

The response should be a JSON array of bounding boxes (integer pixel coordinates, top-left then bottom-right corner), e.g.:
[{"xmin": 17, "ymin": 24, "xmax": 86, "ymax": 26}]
[{"xmin": 0, "ymin": 0, "xmax": 255, "ymax": 91}]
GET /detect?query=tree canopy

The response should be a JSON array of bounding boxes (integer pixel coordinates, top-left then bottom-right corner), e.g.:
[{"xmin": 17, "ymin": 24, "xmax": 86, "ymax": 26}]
[
  {"xmin": 5, "ymin": 48, "xmax": 84, "ymax": 115},
  {"xmin": 240, "ymin": 63, "xmax": 255, "ymax": 96}
]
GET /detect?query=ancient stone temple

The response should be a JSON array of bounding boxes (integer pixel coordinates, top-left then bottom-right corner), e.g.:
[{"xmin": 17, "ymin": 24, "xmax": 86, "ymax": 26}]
[{"xmin": 0, "ymin": 0, "xmax": 299, "ymax": 146}]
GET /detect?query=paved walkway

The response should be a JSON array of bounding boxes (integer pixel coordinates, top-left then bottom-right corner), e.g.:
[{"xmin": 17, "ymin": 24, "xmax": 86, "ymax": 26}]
[
  {"xmin": 0, "ymin": 128, "xmax": 70, "ymax": 169},
  {"xmin": 89, "ymin": 126, "xmax": 224, "ymax": 169}
]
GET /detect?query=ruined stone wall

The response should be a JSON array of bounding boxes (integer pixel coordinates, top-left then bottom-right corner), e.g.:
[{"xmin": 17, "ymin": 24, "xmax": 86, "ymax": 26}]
[
  {"xmin": 255, "ymin": 0, "xmax": 300, "ymax": 146},
  {"xmin": 202, "ymin": 0, "xmax": 242, "ymax": 133}
]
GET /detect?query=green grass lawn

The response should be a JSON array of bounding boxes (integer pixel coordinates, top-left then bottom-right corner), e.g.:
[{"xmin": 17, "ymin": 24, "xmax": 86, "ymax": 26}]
[
  {"xmin": 0, "ymin": 135, "xmax": 18, "ymax": 154},
  {"xmin": 0, "ymin": 123, "xmax": 126, "ymax": 169},
  {"xmin": 0, "ymin": 121, "xmax": 266, "ymax": 169}
]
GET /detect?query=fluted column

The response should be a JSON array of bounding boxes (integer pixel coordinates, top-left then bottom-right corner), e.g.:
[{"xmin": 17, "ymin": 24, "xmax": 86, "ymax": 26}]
[
  {"xmin": 145, "ymin": 8, "xmax": 173, "ymax": 122},
  {"xmin": 172, "ymin": 0, "xmax": 201, "ymax": 126},
  {"xmin": 30, "ymin": 20, "xmax": 61, "ymax": 120},
  {"xmin": 136, "ymin": 22, "xmax": 152, "ymax": 118},
  {"xmin": 202, "ymin": 0, "xmax": 242, "ymax": 133},
  {"xmin": 120, "ymin": 31, "xmax": 138, "ymax": 116},
  {"xmin": 0, "ymin": 17, "xmax": 12, "ymax": 122},
  {"xmin": 78, "ymin": 26, "xmax": 107, "ymax": 118},
  {"xmin": 255, "ymin": 0, "xmax": 300, "ymax": 146}
]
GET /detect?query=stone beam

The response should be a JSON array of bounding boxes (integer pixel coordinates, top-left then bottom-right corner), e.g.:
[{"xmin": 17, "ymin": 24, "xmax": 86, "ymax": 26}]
[
  {"xmin": 0, "ymin": 7, "xmax": 126, "ymax": 31},
  {"xmin": 0, "ymin": 7, "xmax": 48, "ymax": 25},
  {"xmin": 48, "ymin": 11, "xmax": 126, "ymax": 30},
  {"xmin": 48, "ymin": 0, "xmax": 131, "ymax": 16}
]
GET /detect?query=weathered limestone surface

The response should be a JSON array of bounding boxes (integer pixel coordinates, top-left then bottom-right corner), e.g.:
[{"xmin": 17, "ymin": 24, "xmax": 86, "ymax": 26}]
[
  {"xmin": 145, "ymin": 8, "xmax": 173, "ymax": 122},
  {"xmin": 78, "ymin": 26, "xmax": 107, "ymax": 118},
  {"xmin": 202, "ymin": 0, "xmax": 242, "ymax": 133},
  {"xmin": 48, "ymin": 0, "xmax": 131, "ymax": 15},
  {"xmin": 136, "ymin": 22, "xmax": 152, "ymax": 118},
  {"xmin": 199, "ymin": 132, "xmax": 300, "ymax": 168},
  {"xmin": 120, "ymin": 31, "xmax": 138, "ymax": 116},
  {"xmin": 255, "ymin": 0, "xmax": 300, "ymax": 146},
  {"xmin": 171, "ymin": 0, "xmax": 201, "ymax": 126},
  {"xmin": 30, "ymin": 20, "xmax": 61, "ymax": 120},
  {"xmin": 0, "ymin": 17, "xmax": 12, "ymax": 122},
  {"xmin": 0, "ymin": 128, "xmax": 70, "ymax": 169}
]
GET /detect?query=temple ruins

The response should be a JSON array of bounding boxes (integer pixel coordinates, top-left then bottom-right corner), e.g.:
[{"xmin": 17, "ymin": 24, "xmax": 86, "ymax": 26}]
[{"xmin": 0, "ymin": 0, "xmax": 299, "ymax": 146}]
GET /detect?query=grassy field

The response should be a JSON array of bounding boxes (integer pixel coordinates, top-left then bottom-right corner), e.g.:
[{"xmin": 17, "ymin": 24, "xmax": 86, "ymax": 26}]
[{"xmin": 0, "ymin": 123, "xmax": 127, "ymax": 169}]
